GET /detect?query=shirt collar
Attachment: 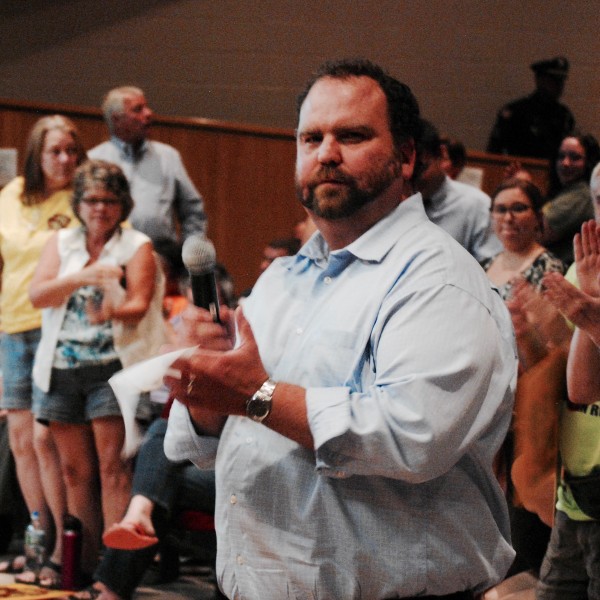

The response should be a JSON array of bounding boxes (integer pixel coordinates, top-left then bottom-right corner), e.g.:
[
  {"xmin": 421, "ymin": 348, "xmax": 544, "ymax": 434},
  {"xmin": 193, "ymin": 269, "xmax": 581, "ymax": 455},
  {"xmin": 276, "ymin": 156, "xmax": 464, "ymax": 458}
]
[
  {"xmin": 110, "ymin": 136, "xmax": 149, "ymax": 160},
  {"xmin": 298, "ymin": 193, "xmax": 429, "ymax": 266}
]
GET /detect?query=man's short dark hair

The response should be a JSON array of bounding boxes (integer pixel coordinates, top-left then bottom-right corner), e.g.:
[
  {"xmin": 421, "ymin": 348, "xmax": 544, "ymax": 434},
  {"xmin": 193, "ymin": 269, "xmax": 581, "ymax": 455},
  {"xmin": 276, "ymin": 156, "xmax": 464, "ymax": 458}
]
[
  {"xmin": 417, "ymin": 119, "xmax": 443, "ymax": 159},
  {"xmin": 296, "ymin": 58, "xmax": 422, "ymax": 154},
  {"xmin": 441, "ymin": 137, "xmax": 467, "ymax": 171}
]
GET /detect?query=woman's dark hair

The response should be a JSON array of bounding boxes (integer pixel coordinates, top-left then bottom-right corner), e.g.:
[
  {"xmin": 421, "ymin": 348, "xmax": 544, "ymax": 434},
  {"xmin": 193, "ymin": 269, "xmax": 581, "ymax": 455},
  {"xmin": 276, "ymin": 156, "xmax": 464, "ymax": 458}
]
[
  {"xmin": 492, "ymin": 177, "xmax": 545, "ymax": 231},
  {"xmin": 548, "ymin": 134, "xmax": 600, "ymax": 197},
  {"xmin": 71, "ymin": 160, "xmax": 134, "ymax": 223},
  {"xmin": 492, "ymin": 178, "xmax": 545, "ymax": 213}
]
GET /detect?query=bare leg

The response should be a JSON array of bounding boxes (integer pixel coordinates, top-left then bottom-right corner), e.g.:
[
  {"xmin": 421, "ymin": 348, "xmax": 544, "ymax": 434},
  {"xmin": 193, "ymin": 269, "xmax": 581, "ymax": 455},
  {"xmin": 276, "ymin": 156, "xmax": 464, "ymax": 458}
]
[
  {"xmin": 51, "ymin": 421, "xmax": 102, "ymax": 576},
  {"xmin": 6, "ymin": 410, "xmax": 47, "ymax": 538},
  {"xmin": 32, "ymin": 421, "xmax": 67, "ymax": 567},
  {"xmin": 92, "ymin": 416, "xmax": 132, "ymax": 529}
]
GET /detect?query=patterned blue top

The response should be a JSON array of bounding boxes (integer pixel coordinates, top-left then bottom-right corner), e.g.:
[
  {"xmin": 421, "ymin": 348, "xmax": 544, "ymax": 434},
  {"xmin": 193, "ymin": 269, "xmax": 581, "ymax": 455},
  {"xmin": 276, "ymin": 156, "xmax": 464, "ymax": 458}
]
[{"xmin": 54, "ymin": 285, "xmax": 119, "ymax": 368}]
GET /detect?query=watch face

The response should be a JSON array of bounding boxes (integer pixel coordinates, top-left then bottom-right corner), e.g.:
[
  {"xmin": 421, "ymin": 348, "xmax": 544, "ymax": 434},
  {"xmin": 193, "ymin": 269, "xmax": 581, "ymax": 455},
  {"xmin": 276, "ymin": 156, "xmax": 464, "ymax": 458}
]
[{"xmin": 247, "ymin": 396, "xmax": 271, "ymax": 422}]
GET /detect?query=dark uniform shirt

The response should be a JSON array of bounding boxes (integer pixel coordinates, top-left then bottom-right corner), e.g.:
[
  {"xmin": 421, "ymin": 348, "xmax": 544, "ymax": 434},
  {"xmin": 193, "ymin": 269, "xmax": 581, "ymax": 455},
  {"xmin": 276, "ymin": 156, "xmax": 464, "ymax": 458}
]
[{"xmin": 487, "ymin": 91, "xmax": 575, "ymax": 160}]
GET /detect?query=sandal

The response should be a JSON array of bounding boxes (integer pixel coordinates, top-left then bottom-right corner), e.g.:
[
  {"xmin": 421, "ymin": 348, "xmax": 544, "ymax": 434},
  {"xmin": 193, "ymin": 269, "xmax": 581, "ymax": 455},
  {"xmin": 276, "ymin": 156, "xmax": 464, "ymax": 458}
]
[
  {"xmin": 102, "ymin": 522, "xmax": 158, "ymax": 550},
  {"xmin": 0, "ymin": 555, "xmax": 26, "ymax": 573},
  {"xmin": 14, "ymin": 559, "xmax": 61, "ymax": 588},
  {"xmin": 38, "ymin": 560, "xmax": 62, "ymax": 588}
]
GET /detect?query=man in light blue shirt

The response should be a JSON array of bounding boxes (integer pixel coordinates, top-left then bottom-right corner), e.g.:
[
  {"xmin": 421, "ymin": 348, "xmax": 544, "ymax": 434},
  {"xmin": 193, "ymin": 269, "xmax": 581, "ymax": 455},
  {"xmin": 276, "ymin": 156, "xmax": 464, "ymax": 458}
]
[
  {"xmin": 416, "ymin": 120, "xmax": 501, "ymax": 263},
  {"xmin": 89, "ymin": 86, "xmax": 206, "ymax": 245},
  {"xmin": 164, "ymin": 59, "xmax": 517, "ymax": 599}
]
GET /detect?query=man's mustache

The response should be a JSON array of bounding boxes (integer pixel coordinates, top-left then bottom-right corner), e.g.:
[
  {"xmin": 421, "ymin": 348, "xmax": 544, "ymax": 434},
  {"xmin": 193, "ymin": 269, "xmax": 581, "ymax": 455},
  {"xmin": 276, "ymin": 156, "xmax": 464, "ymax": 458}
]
[{"xmin": 307, "ymin": 167, "xmax": 354, "ymax": 188}]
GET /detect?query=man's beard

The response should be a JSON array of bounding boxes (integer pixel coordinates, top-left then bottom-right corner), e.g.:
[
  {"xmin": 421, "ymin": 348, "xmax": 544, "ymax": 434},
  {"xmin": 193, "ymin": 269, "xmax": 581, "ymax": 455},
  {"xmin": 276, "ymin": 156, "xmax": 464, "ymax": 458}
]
[{"xmin": 296, "ymin": 157, "xmax": 401, "ymax": 220}]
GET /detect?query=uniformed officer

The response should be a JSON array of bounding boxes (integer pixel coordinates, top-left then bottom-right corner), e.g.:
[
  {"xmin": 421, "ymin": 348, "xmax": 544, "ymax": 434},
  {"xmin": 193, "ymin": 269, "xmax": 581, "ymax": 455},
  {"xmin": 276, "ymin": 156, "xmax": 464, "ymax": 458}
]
[{"xmin": 487, "ymin": 56, "xmax": 575, "ymax": 160}]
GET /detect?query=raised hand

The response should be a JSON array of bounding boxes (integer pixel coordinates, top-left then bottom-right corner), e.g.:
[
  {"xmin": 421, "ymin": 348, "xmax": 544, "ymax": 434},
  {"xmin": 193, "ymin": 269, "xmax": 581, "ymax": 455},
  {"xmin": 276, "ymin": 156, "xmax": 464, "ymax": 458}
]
[
  {"xmin": 543, "ymin": 271, "xmax": 600, "ymax": 346},
  {"xmin": 574, "ymin": 220, "xmax": 600, "ymax": 296}
]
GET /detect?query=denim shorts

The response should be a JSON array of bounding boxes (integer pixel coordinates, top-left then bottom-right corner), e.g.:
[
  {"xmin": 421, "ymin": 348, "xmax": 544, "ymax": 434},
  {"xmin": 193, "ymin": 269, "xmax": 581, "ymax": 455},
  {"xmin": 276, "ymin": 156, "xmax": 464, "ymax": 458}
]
[
  {"xmin": 536, "ymin": 510, "xmax": 600, "ymax": 600},
  {"xmin": 35, "ymin": 360, "xmax": 123, "ymax": 424},
  {"xmin": 0, "ymin": 329, "xmax": 42, "ymax": 411}
]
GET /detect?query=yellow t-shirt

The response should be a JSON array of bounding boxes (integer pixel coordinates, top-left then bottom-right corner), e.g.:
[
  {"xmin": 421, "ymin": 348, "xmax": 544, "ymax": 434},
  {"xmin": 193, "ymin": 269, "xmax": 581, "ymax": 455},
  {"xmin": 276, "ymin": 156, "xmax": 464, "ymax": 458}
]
[
  {"xmin": 0, "ymin": 177, "xmax": 79, "ymax": 334},
  {"xmin": 555, "ymin": 264, "xmax": 600, "ymax": 520}
]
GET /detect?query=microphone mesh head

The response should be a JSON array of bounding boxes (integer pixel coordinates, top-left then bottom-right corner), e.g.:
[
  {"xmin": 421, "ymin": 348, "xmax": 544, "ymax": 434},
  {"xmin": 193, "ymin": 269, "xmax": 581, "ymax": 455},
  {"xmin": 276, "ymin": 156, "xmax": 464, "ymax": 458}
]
[{"xmin": 182, "ymin": 235, "xmax": 216, "ymax": 274}]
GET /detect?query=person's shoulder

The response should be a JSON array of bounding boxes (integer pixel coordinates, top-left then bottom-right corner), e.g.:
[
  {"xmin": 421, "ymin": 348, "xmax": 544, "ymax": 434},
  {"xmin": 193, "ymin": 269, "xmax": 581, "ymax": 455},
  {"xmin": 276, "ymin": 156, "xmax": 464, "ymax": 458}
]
[
  {"xmin": 121, "ymin": 226, "xmax": 151, "ymax": 245},
  {"xmin": 0, "ymin": 176, "xmax": 24, "ymax": 201},
  {"xmin": 88, "ymin": 140, "xmax": 116, "ymax": 158},
  {"xmin": 446, "ymin": 177, "xmax": 491, "ymax": 206},
  {"xmin": 535, "ymin": 250, "xmax": 566, "ymax": 274},
  {"xmin": 496, "ymin": 94, "xmax": 531, "ymax": 119},
  {"xmin": 148, "ymin": 139, "xmax": 180, "ymax": 157}
]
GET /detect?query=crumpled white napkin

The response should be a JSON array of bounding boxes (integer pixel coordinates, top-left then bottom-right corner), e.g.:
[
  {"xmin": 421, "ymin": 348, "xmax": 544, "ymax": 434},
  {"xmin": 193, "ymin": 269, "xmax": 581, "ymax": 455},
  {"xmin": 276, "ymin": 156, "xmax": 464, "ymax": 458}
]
[{"xmin": 108, "ymin": 347, "xmax": 194, "ymax": 457}]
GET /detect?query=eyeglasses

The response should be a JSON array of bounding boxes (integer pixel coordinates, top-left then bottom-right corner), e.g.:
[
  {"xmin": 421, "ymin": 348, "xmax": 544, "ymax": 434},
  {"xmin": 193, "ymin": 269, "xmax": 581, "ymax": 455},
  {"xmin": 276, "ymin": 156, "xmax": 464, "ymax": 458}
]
[
  {"xmin": 81, "ymin": 198, "xmax": 121, "ymax": 207},
  {"xmin": 491, "ymin": 203, "xmax": 533, "ymax": 217}
]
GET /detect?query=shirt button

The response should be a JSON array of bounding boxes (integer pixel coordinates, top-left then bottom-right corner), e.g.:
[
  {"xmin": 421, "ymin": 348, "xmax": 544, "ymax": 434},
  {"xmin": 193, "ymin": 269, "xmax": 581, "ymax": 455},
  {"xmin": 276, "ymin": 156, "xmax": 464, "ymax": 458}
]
[
  {"xmin": 230, "ymin": 494, "xmax": 237, "ymax": 504},
  {"xmin": 324, "ymin": 276, "xmax": 332, "ymax": 284},
  {"xmin": 237, "ymin": 555, "xmax": 244, "ymax": 565},
  {"xmin": 246, "ymin": 437, "xmax": 253, "ymax": 444},
  {"xmin": 296, "ymin": 327, "xmax": 303, "ymax": 335}
]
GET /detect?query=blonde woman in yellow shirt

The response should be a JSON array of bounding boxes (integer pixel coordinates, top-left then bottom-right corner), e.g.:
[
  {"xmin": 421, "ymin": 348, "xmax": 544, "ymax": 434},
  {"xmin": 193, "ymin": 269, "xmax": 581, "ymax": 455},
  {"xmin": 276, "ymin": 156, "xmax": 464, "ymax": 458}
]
[{"xmin": 0, "ymin": 115, "xmax": 86, "ymax": 585}]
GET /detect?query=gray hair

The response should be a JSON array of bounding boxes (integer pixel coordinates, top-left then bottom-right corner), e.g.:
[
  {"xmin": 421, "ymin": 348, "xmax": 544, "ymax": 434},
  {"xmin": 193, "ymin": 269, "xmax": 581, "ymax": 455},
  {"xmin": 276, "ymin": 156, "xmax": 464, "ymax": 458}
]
[{"xmin": 101, "ymin": 86, "xmax": 145, "ymax": 133}]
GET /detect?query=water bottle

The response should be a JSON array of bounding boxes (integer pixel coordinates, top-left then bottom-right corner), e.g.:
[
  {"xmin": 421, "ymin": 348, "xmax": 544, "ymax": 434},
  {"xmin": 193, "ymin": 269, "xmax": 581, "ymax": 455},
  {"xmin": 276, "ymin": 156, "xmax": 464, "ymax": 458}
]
[
  {"xmin": 24, "ymin": 511, "xmax": 46, "ymax": 576},
  {"xmin": 61, "ymin": 514, "xmax": 82, "ymax": 590}
]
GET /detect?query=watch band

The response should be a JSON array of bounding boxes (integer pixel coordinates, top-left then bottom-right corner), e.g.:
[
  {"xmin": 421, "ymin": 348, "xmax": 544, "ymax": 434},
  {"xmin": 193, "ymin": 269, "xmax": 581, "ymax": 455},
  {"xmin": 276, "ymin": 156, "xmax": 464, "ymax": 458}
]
[{"xmin": 246, "ymin": 378, "xmax": 276, "ymax": 422}]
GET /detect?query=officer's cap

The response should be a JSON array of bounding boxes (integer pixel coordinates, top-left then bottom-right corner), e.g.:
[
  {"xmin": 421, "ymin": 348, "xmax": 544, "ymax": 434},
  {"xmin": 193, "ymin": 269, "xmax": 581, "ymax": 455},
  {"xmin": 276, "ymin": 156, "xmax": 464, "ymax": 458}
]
[{"xmin": 530, "ymin": 56, "xmax": 569, "ymax": 79}]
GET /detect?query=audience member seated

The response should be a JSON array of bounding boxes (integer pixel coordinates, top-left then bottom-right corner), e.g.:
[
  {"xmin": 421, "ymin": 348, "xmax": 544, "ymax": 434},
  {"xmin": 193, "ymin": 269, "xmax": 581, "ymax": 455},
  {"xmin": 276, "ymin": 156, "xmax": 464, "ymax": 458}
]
[
  {"xmin": 0, "ymin": 115, "xmax": 87, "ymax": 585},
  {"xmin": 75, "ymin": 417, "xmax": 217, "ymax": 600},
  {"xmin": 440, "ymin": 136, "xmax": 467, "ymax": 180},
  {"xmin": 416, "ymin": 119, "xmax": 501, "ymax": 261},
  {"xmin": 239, "ymin": 237, "xmax": 300, "ymax": 298},
  {"xmin": 540, "ymin": 134, "xmax": 600, "ymax": 265},
  {"xmin": 28, "ymin": 160, "xmax": 168, "ymax": 580},
  {"xmin": 481, "ymin": 178, "xmax": 567, "ymax": 581},
  {"xmin": 153, "ymin": 238, "xmax": 189, "ymax": 321}
]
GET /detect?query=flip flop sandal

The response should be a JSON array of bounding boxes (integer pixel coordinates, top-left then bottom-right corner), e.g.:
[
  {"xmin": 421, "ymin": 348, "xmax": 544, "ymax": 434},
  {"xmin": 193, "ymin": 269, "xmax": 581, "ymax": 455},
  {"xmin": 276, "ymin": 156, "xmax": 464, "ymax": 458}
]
[
  {"xmin": 0, "ymin": 555, "xmax": 26, "ymax": 573},
  {"xmin": 38, "ymin": 560, "xmax": 62, "ymax": 589},
  {"xmin": 102, "ymin": 522, "xmax": 158, "ymax": 550}
]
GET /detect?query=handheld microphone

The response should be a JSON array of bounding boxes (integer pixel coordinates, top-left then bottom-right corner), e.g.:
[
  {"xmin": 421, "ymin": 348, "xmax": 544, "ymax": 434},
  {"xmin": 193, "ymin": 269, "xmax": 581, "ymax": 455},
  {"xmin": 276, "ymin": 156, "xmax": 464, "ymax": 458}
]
[{"xmin": 181, "ymin": 235, "xmax": 221, "ymax": 323}]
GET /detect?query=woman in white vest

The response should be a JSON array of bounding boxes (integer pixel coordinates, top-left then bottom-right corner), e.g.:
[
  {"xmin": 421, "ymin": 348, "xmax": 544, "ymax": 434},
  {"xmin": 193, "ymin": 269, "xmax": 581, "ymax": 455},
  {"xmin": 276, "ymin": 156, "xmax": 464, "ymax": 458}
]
[{"xmin": 29, "ymin": 160, "xmax": 166, "ymax": 579}]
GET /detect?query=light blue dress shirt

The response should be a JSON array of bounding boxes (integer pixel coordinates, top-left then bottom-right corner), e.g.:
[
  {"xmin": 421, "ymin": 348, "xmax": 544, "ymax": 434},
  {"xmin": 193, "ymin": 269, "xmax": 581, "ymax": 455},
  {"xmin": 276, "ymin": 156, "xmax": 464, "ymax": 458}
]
[
  {"xmin": 424, "ymin": 175, "xmax": 502, "ymax": 262},
  {"xmin": 166, "ymin": 193, "xmax": 517, "ymax": 599},
  {"xmin": 88, "ymin": 137, "xmax": 206, "ymax": 244}
]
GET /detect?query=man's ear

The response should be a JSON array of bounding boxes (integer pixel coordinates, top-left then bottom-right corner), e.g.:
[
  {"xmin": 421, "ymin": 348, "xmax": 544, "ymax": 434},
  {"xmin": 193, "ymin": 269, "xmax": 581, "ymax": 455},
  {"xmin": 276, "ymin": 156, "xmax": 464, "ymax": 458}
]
[{"xmin": 397, "ymin": 139, "xmax": 416, "ymax": 181}]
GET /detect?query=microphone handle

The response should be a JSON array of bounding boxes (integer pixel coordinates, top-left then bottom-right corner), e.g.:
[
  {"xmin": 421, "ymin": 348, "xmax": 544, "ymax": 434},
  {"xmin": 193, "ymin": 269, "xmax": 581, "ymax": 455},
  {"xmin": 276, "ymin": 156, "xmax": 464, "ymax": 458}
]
[{"xmin": 190, "ymin": 271, "xmax": 221, "ymax": 323}]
